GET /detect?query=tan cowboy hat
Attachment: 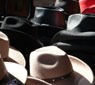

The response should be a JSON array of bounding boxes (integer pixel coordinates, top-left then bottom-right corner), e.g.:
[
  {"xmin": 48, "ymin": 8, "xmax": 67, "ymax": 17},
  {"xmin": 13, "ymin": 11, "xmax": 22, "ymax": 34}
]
[
  {"xmin": 0, "ymin": 31, "xmax": 26, "ymax": 67},
  {"xmin": 0, "ymin": 55, "xmax": 27, "ymax": 84},
  {"xmin": 29, "ymin": 46, "xmax": 93, "ymax": 85}
]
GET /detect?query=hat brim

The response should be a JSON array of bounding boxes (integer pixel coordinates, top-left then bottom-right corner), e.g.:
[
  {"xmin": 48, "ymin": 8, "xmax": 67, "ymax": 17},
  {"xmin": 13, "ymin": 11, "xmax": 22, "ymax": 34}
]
[
  {"xmin": 51, "ymin": 30, "xmax": 95, "ymax": 44},
  {"xmin": 4, "ymin": 62, "xmax": 27, "ymax": 84},
  {"xmin": 68, "ymin": 55, "xmax": 94, "ymax": 83},
  {"xmin": 6, "ymin": 47, "xmax": 26, "ymax": 67},
  {"xmin": 26, "ymin": 76, "xmax": 51, "ymax": 85}
]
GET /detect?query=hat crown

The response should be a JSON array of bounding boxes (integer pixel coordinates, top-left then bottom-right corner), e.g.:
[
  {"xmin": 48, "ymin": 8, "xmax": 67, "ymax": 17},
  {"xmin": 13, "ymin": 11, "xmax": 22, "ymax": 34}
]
[
  {"xmin": 32, "ymin": 7, "xmax": 65, "ymax": 27},
  {"xmin": 0, "ymin": 56, "xmax": 8, "ymax": 81},
  {"xmin": 30, "ymin": 46, "xmax": 73, "ymax": 79},
  {"xmin": 67, "ymin": 14, "xmax": 95, "ymax": 32},
  {"xmin": 0, "ymin": 32, "xmax": 9, "ymax": 58}
]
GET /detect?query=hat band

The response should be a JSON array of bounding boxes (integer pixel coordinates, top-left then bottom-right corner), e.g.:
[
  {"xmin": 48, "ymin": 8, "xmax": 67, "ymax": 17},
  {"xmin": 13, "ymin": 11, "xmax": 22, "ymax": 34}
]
[{"xmin": 43, "ymin": 71, "xmax": 74, "ymax": 83}]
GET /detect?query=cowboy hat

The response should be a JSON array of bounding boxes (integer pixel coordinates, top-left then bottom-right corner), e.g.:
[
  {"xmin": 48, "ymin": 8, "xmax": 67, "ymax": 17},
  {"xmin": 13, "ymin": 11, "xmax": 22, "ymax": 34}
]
[
  {"xmin": 51, "ymin": 13, "xmax": 95, "ymax": 47},
  {"xmin": 29, "ymin": 46, "xmax": 93, "ymax": 84},
  {"xmin": 0, "ymin": 55, "xmax": 27, "ymax": 84},
  {"xmin": 0, "ymin": 15, "xmax": 63, "ymax": 46},
  {"xmin": 25, "ymin": 76, "xmax": 52, "ymax": 85},
  {"xmin": 79, "ymin": 0, "xmax": 95, "ymax": 13},
  {"xmin": 1, "ymin": 16, "xmax": 38, "ymax": 38},
  {"xmin": 0, "ymin": 31, "xmax": 26, "ymax": 67},
  {"xmin": 31, "ymin": 6, "xmax": 66, "ymax": 28},
  {"xmin": 50, "ymin": 13, "xmax": 95, "ymax": 73}
]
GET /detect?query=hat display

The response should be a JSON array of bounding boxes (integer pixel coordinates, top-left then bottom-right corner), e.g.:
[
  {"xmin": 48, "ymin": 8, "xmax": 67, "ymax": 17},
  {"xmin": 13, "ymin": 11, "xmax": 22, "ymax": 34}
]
[
  {"xmin": 25, "ymin": 76, "xmax": 51, "ymax": 85},
  {"xmin": 0, "ymin": 55, "xmax": 27, "ymax": 84},
  {"xmin": 31, "ymin": 6, "xmax": 66, "ymax": 28},
  {"xmin": 0, "ymin": 31, "xmax": 26, "ymax": 67},
  {"xmin": 29, "ymin": 46, "xmax": 93, "ymax": 84},
  {"xmin": 79, "ymin": 0, "xmax": 95, "ymax": 13}
]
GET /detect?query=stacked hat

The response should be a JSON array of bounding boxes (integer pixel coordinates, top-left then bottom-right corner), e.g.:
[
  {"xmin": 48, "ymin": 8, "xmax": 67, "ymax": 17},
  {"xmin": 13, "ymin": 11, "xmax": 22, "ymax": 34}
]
[
  {"xmin": 29, "ymin": 46, "xmax": 93, "ymax": 84},
  {"xmin": 79, "ymin": 0, "xmax": 95, "ymax": 13}
]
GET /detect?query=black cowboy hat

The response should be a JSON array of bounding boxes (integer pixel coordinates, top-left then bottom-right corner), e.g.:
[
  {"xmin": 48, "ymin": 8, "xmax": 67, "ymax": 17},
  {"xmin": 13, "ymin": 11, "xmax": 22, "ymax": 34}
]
[
  {"xmin": 31, "ymin": 6, "xmax": 66, "ymax": 28},
  {"xmin": 1, "ymin": 16, "xmax": 37, "ymax": 38},
  {"xmin": 51, "ymin": 13, "xmax": 95, "ymax": 74}
]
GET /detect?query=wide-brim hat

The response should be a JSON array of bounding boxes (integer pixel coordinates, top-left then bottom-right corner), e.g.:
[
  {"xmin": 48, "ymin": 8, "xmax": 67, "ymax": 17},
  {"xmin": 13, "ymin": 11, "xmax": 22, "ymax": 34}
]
[
  {"xmin": 51, "ymin": 13, "xmax": 95, "ymax": 45},
  {"xmin": 51, "ymin": 13, "xmax": 95, "ymax": 57},
  {"xmin": 0, "ymin": 15, "xmax": 63, "ymax": 46},
  {"xmin": 0, "ymin": 31, "xmax": 26, "ymax": 67},
  {"xmin": 50, "ymin": 13, "xmax": 95, "ymax": 75},
  {"xmin": 0, "ymin": 56, "xmax": 27, "ymax": 84},
  {"xmin": 79, "ymin": 0, "xmax": 95, "ymax": 13},
  {"xmin": 31, "ymin": 6, "xmax": 66, "ymax": 28},
  {"xmin": 29, "ymin": 46, "xmax": 93, "ymax": 84}
]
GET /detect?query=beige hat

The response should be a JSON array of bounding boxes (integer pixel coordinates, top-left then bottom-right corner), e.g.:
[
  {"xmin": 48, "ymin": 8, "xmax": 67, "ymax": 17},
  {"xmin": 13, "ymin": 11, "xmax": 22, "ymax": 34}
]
[
  {"xmin": 0, "ymin": 55, "xmax": 27, "ymax": 84},
  {"xmin": 29, "ymin": 46, "xmax": 93, "ymax": 85},
  {"xmin": 0, "ymin": 31, "xmax": 26, "ymax": 67}
]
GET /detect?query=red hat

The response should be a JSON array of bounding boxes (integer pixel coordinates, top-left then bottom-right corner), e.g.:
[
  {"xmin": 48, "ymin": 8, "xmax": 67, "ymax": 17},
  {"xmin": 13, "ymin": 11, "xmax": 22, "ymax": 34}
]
[{"xmin": 79, "ymin": 0, "xmax": 95, "ymax": 13}]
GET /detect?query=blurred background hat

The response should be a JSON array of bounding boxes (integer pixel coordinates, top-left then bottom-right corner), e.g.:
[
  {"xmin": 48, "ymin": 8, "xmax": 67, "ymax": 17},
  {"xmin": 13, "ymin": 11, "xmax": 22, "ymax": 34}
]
[
  {"xmin": 29, "ymin": 46, "xmax": 93, "ymax": 84},
  {"xmin": 54, "ymin": 0, "xmax": 80, "ymax": 19},
  {"xmin": 0, "ymin": 56, "xmax": 27, "ymax": 84},
  {"xmin": 31, "ymin": 6, "xmax": 66, "ymax": 28},
  {"xmin": 0, "ymin": 31, "xmax": 26, "ymax": 67},
  {"xmin": 79, "ymin": 0, "xmax": 95, "ymax": 13}
]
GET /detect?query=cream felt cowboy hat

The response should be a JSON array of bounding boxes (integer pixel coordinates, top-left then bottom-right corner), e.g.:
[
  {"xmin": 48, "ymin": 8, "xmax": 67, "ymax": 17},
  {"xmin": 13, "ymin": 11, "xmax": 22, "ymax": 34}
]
[
  {"xmin": 29, "ymin": 46, "xmax": 93, "ymax": 85},
  {"xmin": 0, "ymin": 55, "xmax": 27, "ymax": 84},
  {"xmin": 0, "ymin": 31, "xmax": 26, "ymax": 67}
]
